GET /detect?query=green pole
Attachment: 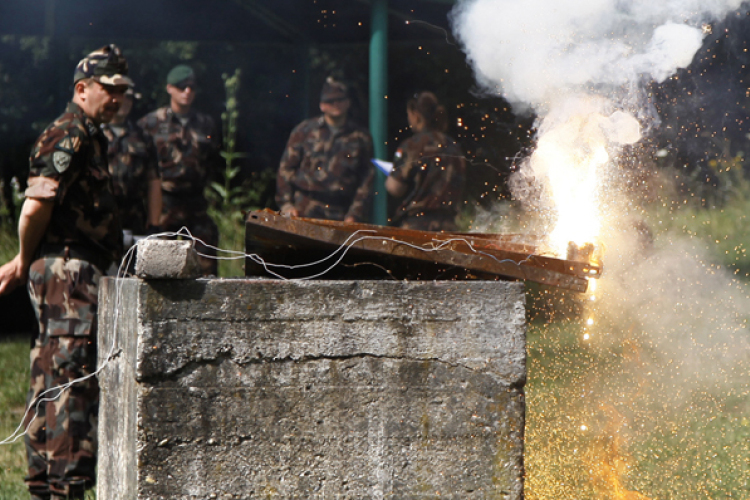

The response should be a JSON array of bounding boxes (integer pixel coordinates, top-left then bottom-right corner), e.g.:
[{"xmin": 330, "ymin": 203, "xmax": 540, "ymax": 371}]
[{"xmin": 369, "ymin": 0, "xmax": 388, "ymax": 225}]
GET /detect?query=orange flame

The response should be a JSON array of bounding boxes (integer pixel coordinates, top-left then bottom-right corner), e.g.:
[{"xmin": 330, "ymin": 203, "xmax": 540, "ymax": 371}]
[
  {"xmin": 586, "ymin": 404, "xmax": 653, "ymax": 500},
  {"xmin": 584, "ymin": 338, "xmax": 653, "ymax": 500},
  {"xmin": 533, "ymin": 112, "xmax": 608, "ymax": 256},
  {"xmin": 528, "ymin": 98, "xmax": 641, "ymax": 258}
]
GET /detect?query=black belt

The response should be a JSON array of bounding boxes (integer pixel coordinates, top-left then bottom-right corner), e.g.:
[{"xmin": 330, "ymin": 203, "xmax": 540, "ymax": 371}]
[{"xmin": 37, "ymin": 243, "xmax": 112, "ymax": 272}]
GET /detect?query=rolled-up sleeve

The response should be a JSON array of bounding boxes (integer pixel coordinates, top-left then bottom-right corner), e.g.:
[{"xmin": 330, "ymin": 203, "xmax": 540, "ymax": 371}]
[{"xmin": 24, "ymin": 176, "xmax": 59, "ymax": 201}]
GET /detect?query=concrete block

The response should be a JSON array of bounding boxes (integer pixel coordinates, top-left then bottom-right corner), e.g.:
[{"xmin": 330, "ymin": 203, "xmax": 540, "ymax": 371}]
[
  {"xmin": 135, "ymin": 239, "xmax": 201, "ymax": 279},
  {"xmin": 98, "ymin": 279, "xmax": 526, "ymax": 499}
]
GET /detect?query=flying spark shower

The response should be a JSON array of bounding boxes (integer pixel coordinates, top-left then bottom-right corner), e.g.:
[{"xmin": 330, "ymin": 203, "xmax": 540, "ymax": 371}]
[{"xmin": 452, "ymin": 0, "xmax": 750, "ymax": 498}]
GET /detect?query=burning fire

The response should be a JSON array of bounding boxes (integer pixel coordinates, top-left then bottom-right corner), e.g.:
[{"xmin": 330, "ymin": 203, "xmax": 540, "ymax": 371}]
[
  {"xmin": 534, "ymin": 113, "xmax": 608, "ymax": 256},
  {"xmin": 585, "ymin": 403, "xmax": 653, "ymax": 500},
  {"xmin": 524, "ymin": 96, "xmax": 641, "ymax": 262}
]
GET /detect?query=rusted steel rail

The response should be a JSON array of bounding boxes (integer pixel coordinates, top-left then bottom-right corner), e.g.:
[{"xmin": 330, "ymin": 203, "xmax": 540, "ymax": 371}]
[{"xmin": 245, "ymin": 210, "xmax": 601, "ymax": 292}]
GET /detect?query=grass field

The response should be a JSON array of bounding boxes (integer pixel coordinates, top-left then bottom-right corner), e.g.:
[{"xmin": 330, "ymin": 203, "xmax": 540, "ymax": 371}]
[
  {"xmin": 1, "ymin": 316, "xmax": 748, "ymax": 499},
  {"xmin": 0, "ymin": 336, "xmax": 31, "ymax": 500},
  {"xmin": 525, "ymin": 316, "xmax": 750, "ymax": 499}
]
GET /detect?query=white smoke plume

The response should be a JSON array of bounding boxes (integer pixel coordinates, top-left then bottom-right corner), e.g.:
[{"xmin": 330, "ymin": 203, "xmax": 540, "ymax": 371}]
[
  {"xmin": 450, "ymin": 0, "xmax": 749, "ymax": 378},
  {"xmin": 451, "ymin": 0, "xmax": 746, "ymax": 254},
  {"xmin": 450, "ymin": 0, "xmax": 742, "ymax": 111}
]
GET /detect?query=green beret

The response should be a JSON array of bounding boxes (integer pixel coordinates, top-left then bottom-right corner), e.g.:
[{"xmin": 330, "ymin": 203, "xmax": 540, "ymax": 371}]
[{"xmin": 167, "ymin": 65, "xmax": 195, "ymax": 86}]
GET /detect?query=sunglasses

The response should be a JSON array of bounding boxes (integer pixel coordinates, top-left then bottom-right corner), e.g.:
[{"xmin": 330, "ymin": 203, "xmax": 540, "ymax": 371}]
[
  {"xmin": 174, "ymin": 82, "xmax": 197, "ymax": 91},
  {"xmin": 322, "ymin": 97, "xmax": 348, "ymax": 104}
]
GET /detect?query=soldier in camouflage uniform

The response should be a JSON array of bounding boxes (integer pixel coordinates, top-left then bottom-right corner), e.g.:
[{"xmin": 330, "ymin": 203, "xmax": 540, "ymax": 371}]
[
  {"xmin": 138, "ymin": 65, "xmax": 221, "ymax": 276},
  {"xmin": 0, "ymin": 44, "xmax": 129, "ymax": 500},
  {"xmin": 102, "ymin": 87, "xmax": 162, "ymax": 237},
  {"xmin": 276, "ymin": 77, "xmax": 374, "ymax": 222},
  {"xmin": 386, "ymin": 91, "xmax": 466, "ymax": 231}
]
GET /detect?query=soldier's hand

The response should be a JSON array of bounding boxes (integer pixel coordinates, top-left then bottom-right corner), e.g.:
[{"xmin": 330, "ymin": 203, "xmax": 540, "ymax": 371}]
[
  {"xmin": 280, "ymin": 204, "xmax": 299, "ymax": 217},
  {"xmin": 0, "ymin": 255, "xmax": 28, "ymax": 296}
]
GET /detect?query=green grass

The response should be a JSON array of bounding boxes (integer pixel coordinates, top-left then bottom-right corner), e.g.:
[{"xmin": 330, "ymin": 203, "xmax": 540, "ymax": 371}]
[
  {"xmin": 525, "ymin": 317, "xmax": 750, "ymax": 500},
  {"xmin": 649, "ymin": 196, "xmax": 750, "ymax": 275},
  {"xmin": 647, "ymin": 164, "xmax": 750, "ymax": 275},
  {"xmin": 0, "ymin": 336, "xmax": 30, "ymax": 499}
]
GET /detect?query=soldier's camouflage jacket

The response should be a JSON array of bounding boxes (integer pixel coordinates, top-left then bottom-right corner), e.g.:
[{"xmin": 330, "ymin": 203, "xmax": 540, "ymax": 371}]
[
  {"xmin": 137, "ymin": 106, "xmax": 221, "ymax": 199},
  {"xmin": 390, "ymin": 130, "xmax": 466, "ymax": 225},
  {"xmin": 25, "ymin": 101, "xmax": 123, "ymax": 265},
  {"xmin": 101, "ymin": 120, "xmax": 159, "ymax": 234},
  {"xmin": 276, "ymin": 116, "xmax": 374, "ymax": 222}
]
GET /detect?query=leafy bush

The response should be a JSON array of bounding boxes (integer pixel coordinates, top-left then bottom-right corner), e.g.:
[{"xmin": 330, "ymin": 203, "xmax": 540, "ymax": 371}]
[
  {"xmin": 0, "ymin": 226, "xmax": 18, "ymax": 266},
  {"xmin": 206, "ymin": 69, "xmax": 275, "ymax": 277},
  {"xmin": 0, "ymin": 179, "xmax": 21, "ymax": 264}
]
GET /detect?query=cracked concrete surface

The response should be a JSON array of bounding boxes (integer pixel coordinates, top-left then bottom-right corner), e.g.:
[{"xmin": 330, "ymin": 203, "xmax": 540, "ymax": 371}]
[{"xmin": 98, "ymin": 278, "xmax": 526, "ymax": 500}]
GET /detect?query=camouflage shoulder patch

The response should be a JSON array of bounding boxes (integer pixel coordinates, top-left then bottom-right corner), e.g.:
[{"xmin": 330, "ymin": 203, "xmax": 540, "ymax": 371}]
[
  {"xmin": 53, "ymin": 150, "xmax": 72, "ymax": 173},
  {"xmin": 51, "ymin": 134, "xmax": 80, "ymax": 173}
]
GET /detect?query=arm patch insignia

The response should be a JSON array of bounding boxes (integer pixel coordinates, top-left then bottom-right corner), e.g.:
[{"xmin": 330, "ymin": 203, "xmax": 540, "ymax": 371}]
[
  {"xmin": 53, "ymin": 150, "xmax": 72, "ymax": 173},
  {"xmin": 51, "ymin": 135, "xmax": 78, "ymax": 173}
]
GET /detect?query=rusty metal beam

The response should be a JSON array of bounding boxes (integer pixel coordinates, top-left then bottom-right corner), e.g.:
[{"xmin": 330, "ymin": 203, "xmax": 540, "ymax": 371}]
[{"xmin": 245, "ymin": 210, "xmax": 602, "ymax": 292}]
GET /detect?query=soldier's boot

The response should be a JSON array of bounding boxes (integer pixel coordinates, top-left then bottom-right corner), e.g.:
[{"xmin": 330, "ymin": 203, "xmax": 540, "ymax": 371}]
[
  {"xmin": 50, "ymin": 478, "xmax": 91, "ymax": 500},
  {"xmin": 26, "ymin": 471, "xmax": 50, "ymax": 500},
  {"xmin": 50, "ymin": 486, "xmax": 87, "ymax": 500}
]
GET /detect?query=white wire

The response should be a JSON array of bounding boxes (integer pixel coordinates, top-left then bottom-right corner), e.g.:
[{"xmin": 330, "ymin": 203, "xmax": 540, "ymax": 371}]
[
  {"xmin": 0, "ymin": 243, "xmax": 138, "ymax": 446},
  {"xmin": 1, "ymin": 225, "xmax": 539, "ymax": 445}
]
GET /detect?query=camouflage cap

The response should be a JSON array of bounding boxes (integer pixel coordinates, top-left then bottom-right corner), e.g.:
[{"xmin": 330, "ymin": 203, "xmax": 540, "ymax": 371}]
[
  {"xmin": 73, "ymin": 44, "xmax": 133, "ymax": 86},
  {"xmin": 167, "ymin": 65, "xmax": 196, "ymax": 86}
]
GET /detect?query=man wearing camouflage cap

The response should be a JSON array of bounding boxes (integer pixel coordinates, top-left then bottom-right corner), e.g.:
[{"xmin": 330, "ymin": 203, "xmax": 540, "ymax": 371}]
[
  {"xmin": 276, "ymin": 76, "xmax": 375, "ymax": 222},
  {"xmin": 138, "ymin": 64, "xmax": 221, "ymax": 276},
  {"xmin": 0, "ymin": 44, "xmax": 129, "ymax": 500}
]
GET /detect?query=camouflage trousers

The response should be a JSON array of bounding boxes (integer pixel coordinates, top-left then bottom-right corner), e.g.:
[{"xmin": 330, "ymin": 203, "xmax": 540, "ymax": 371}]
[
  {"xmin": 291, "ymin": 191, "xmax": 353, "ymax": 222},
  {"xmin": 161, "ymin": 195, "xmax": 218, "ymax": 276},
  {"xmin": 24, "ymin": 257, "xmax": 100, "ymax": 500}
]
